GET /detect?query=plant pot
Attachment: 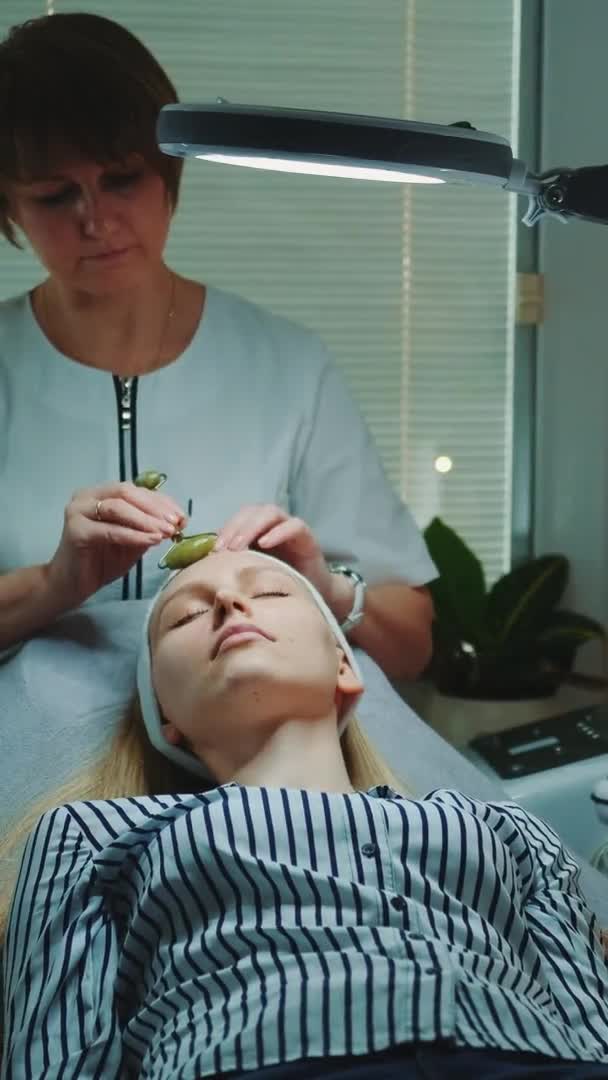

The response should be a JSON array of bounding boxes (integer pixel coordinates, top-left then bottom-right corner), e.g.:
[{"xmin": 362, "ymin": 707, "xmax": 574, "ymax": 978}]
[{"xmin": 399, "ymin": 680, "xmax": 605, "ymax": 750}]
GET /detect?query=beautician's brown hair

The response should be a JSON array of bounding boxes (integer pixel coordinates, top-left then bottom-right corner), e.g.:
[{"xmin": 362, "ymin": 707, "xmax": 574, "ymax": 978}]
[{"xmin": 0, "ymin": 12, "xmax": 184, "ymax": 247}]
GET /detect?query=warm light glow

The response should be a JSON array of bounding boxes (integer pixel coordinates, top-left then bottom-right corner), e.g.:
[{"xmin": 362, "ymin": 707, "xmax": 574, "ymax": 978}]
[
  {"xmin": 434, "ymin": 455, "xmax": 453, "ymax": 474},
  {"xmin": 197, "ymin": 154, "xmax": 446, "ymax": 184}
]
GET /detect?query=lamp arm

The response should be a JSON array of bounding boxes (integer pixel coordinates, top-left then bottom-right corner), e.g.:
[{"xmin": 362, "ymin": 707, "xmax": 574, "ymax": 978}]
[
  {"xmin": 521, "ymin": 164, "xmax": 608, "ymax": 226},
  {"xmin": 447, "ymin": 123, "xmax": 608, "ymax": 227}
]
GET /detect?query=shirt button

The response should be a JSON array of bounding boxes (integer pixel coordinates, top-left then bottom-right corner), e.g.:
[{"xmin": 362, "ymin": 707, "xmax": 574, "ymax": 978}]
[
  {"xmin": 390, "ymin": 896, "xmax": 406, "ymax": 911},
  {"xmin": 409, "ymin": 933, "xmax": 424, "ymax": 941},
  {"xmin": 361, "ymin": 843, "xmax": 378, "ymax": 857}
]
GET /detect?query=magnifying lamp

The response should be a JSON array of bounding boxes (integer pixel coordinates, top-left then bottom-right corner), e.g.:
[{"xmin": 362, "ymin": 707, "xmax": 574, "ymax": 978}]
[{"xmin": 157, "ymin": 101, "xmax": 608, "ymax": 227}]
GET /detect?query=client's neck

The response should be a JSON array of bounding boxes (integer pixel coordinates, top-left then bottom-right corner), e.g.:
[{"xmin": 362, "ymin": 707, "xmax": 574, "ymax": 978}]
[{"xmin": 213, "ymin": 721, "xmax": 355, "ymax": 794}]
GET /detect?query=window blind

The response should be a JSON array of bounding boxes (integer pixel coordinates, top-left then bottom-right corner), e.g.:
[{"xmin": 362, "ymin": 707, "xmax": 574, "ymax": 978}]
[{"xmin": 0, "ymin": 0, "xmax": 519, "ymax": 583}]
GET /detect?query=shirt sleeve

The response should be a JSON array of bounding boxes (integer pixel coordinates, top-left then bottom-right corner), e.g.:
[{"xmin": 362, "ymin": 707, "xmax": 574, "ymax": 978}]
[
  {"xmin": 2, "ymin": 805, "xmax": 123, "ymax": 1079},
  {"xmin": 289, "ymin": 341, "xmax": 438, "ymax": 587},
  {"xmin": 511, "ymin": 802, "xmax": 608, "ymax": 1052},
  {"xmin": 422, "ymin": 788, "xmax": 608, "ymax": 1054}
]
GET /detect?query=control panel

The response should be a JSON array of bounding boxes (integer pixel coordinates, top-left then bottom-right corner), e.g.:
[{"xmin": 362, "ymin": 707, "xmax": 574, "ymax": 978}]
[{"xmin": 469, "ymin": 702, "xmax": 608, "ymax": 780}]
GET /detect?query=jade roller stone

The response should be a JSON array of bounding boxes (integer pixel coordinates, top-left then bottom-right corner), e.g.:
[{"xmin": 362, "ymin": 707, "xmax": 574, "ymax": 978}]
[
  {"xmin": 133, "ymin": 471, "xmax": 215, "ymax": 568},
  {"xmin": 134, "ymin": 471, "xmax": 167, "ymax": 490},
  {"xmin": 159, "ymin": 532, "xmax": 218, "ymax": 570}
]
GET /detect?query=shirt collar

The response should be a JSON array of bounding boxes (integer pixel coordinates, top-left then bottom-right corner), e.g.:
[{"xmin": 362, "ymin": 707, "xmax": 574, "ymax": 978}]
[{"xmin": 216, "ymin": 782, "xmax": 400, "ymax": 799}]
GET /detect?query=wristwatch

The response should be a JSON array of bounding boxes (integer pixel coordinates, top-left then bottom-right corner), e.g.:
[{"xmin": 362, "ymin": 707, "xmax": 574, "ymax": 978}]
[{"xmin": 329, "ymin": 565, "xmax": 367, "ymax": 634}]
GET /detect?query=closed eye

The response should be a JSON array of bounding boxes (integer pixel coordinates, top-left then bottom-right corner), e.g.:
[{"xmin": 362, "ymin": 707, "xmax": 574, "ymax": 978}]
[
  {"xmin": 170, "ymin": 590, "xmax": 289, "ymax": 630},
  {"xmin": 171, "ymin": 610, "xmax": 207, "ymax": 630},
  {"xmin": 104, "ymin": 170, "xmax": 143, "ymax": 190},
  {"xmin": 33, "ymin": 172, "xmax": 142, "ymax": 207},
  {"xmin": 34, "ymin": 186, "xmax": 78, "ymax": 207}
]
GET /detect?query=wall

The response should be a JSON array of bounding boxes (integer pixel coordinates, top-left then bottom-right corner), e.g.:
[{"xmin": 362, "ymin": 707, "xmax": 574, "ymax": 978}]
[{"xmin": 535, "ymin": 0, "xmax": 608, "ymax": 659}]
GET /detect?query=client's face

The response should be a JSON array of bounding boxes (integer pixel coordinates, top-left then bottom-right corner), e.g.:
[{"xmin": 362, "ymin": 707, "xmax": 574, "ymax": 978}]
[{"xmin": 149, "ymin": 550, "xmax": 357, "ymax": 775}]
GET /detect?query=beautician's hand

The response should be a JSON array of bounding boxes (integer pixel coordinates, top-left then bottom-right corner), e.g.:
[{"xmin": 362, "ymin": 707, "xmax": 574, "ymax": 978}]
[
  {"xmin": 45, "ymin": 482, "xmax": 187, "ymax": 607},
  {"xmin": 214, "ymin": 504, "xmax": 334, "ymax": 600}
]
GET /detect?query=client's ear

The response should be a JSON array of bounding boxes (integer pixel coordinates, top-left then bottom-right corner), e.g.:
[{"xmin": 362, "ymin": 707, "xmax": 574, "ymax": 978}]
[
  {"xmin": 335, "ymin": 647, "xmax": 364, "ymax": 705},
  {"xmin": 161, "ymin": 720, "xmax": 196, "ymax": 755},
  {"xmin": 161, "ymin": 721, "xmax": 184, "ymax": 747}
]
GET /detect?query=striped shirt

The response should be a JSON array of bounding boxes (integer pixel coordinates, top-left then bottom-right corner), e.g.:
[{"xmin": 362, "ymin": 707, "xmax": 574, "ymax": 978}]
[{"xmin": 3, "ymin": 784, "xmax": 608, "ymax": 1079}]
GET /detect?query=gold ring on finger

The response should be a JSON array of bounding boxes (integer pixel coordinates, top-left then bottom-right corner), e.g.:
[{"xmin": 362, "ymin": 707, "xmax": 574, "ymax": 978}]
[{"xmin": 95, "ymin": 499, "xmax": 105, "ymax": 522}]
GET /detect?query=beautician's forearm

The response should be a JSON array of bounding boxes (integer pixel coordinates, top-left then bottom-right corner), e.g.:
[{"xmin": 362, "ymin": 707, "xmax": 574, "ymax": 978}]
[
  {"xmin": 329, "ymin": 577, "xmax": 434, "ymax": 681},
  {"xmin": 0, "ymin": 564, "xmax": 68, "ymax": 651}
]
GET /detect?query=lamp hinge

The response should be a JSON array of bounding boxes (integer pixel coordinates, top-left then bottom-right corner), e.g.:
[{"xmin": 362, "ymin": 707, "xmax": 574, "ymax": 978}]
[{"xmin": 516, "ymin": 272, "xmax": 544, "ymax": 326}]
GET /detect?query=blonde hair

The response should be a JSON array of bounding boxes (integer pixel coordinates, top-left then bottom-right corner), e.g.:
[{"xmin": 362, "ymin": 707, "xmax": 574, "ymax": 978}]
[{"xmin": 0, "ymin": 701, "xmax": 409, "ymax": 950}]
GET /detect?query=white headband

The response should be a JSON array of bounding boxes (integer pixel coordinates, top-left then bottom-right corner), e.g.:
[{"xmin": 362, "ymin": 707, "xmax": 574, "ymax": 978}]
[{"xmin": 136, "ymin": 550, "xmax": 365, "ymax": 780}]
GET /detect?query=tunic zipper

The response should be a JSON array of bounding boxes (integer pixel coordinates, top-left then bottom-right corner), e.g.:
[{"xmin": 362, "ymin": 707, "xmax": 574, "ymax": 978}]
[
  {"xmin": 113, "ymin": 375, "xmax": 142, "ymax": 599},
  {"xmin": 120, "ymin": 376, "xmax": 134, "ymax": 432}
]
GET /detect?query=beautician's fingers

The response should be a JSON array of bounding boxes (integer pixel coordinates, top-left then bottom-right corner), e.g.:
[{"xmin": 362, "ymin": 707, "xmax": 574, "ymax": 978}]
[
  {"xmin": 79, "ymin": 497, "xmax": 176, "ymax": 539},
  {"xmin": 256, "ymin": 516, "xmax": 320, "ymax": 556},
  {"xmin": 46, "ymin": 523, "xmax": 164, "ymax": 610},
  {"xmin": 215, "ymin": 504, "xmax": 289, "ymax": 551},
  {"xmin": 257, "ymin": 517, "xmax": 334, "ymax": 598},
  {"xmin": 75, "ymin": 482, "xmax": 187, "ymax": 534},
  {"xmin": 254, "ymin": 516, "xmax": 330, "ymax": 582},
  {"xmin": 43, "ymin": 483, "xmax": 187, "ymax": 609},
  {"xmin": 215, "ymin": 505, "xmax": 333, "ymax": 598}
]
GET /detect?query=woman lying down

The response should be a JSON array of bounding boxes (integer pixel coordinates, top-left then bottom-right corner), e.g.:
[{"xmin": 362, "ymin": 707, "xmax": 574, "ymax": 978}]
[{"xmin": 2, "ymin": 547, "xmax": 608, "ymax": 1080}]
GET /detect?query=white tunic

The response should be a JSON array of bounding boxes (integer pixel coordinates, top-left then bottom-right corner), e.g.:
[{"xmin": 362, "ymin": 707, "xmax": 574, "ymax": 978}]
[{"xmin": 0, "ymin": 285, "xmax": 436, "ymax": 604}]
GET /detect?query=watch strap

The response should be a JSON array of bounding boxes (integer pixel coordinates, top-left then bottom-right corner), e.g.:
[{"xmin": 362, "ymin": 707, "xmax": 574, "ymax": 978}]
[{"xmin": 329, "ymin": 565, "xmax": 367, "ymax": 633}]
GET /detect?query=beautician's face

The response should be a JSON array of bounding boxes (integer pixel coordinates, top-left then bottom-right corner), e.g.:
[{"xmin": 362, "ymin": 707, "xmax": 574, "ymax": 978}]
[
  {"xmin": 6, "ymin": 152, "xmax": 171, "ymax": 295},
  {"xmin": 149, "ymin": 551, "xmax": 350, "ymax": 769}
]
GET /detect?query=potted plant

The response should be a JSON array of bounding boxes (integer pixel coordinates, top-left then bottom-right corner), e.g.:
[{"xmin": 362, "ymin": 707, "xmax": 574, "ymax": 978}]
[{"xmin": 404, "ymin": 517, "xmax": 606, "ymax": 738}]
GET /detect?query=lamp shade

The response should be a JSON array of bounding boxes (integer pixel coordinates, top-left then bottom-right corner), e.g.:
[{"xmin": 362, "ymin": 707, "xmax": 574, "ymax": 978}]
[
  {"xmin": 157, "ymin": 102, "xmax": 535, "ymax": 192},
  {"xmin": 158, "ymin": 102, "xmax": 608, "ymax": 225}
]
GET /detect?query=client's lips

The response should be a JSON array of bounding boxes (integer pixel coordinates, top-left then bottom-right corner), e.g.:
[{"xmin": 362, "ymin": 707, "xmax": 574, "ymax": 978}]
[{"xmin": 212, "ymin": 622, "xmax": 272, "ymax": 660}]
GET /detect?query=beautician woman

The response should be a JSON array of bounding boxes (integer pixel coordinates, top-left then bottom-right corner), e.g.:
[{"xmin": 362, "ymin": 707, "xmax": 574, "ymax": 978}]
[{"xmin": 0, "ymin": 12, "xmax": 435, "ymax": 683}]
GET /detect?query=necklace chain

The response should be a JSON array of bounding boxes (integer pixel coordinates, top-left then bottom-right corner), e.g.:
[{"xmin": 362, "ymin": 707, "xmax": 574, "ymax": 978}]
[
  {"xmin": 155, "ymin": 270, "xmax": 177, "ymax": 371},
  {"xmin": 41, "ymin": 270, "xmax": 178, "ymax": 375}
]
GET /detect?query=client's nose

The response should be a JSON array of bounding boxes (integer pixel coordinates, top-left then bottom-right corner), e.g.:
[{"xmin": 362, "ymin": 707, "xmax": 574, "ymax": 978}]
[{"xmin": 213, "ymin": 588, "xmax": 252, "ymax": 619}]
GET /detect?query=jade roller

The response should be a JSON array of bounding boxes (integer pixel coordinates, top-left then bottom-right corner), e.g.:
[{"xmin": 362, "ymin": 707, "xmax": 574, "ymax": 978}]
[{"xmin": 134, "ymin": 471, "xmax": 217, "ymax": 570}]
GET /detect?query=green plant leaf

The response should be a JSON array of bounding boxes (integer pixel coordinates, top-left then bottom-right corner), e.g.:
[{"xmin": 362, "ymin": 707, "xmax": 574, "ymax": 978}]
[
  {"xmin": 424, "ymin": 523, "xmax": 604, "ymax": 697},
  {"xmin": 435, "ymin": 654, "xmax": 560, "ymax": 700},
  {"xmin": 486, "ymin": 555, "xmax": 568, "ymax": 646},
  {"xmin": 534, "ymin": 609, "xmax": 606, "ymax": 671},
  {"xmin": 424, "ymin": 518, "xmax": 487, "ymax": 646}
]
